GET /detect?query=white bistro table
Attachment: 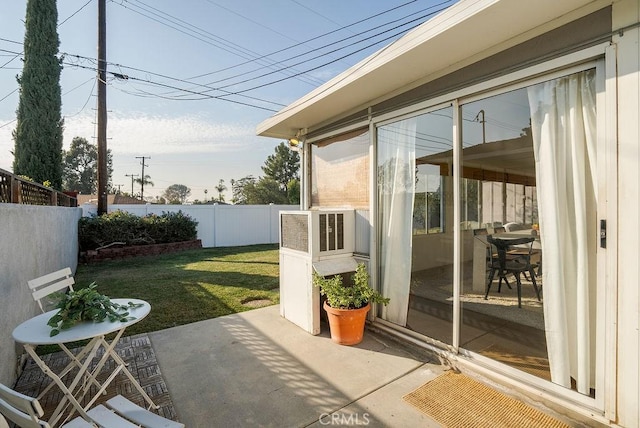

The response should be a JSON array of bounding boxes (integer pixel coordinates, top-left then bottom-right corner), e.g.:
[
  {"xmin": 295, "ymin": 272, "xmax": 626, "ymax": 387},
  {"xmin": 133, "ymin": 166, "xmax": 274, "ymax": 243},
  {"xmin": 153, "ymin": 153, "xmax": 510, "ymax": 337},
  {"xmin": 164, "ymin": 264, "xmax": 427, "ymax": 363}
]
[{"xmin": 12, "ymin": 298, "xmax": 157, "ymax": 427}]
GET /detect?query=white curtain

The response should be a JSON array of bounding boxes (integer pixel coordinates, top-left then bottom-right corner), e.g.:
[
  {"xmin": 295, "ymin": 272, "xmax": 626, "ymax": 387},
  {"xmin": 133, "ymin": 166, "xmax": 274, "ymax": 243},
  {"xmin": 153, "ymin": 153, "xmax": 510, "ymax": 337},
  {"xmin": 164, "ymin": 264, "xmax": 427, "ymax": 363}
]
[
  {"xmin": 527, "ymin": 69, "xmax": 597, "ymax": 395},
  {"xmin": 378, "ymin": 119, "xmax": 417, "ymax": 326}
]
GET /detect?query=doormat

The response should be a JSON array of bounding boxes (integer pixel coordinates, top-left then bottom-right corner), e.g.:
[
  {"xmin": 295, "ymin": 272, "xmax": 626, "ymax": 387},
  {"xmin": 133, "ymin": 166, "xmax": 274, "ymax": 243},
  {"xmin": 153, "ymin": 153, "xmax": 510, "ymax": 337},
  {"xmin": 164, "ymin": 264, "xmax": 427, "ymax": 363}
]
[
  {"xmin": 13, "ymin": 333, "xmax": 180, "ymax": 424},
  {"xmin": 403, "ymin": 371, "xmax": 569, "ymax": 428}
]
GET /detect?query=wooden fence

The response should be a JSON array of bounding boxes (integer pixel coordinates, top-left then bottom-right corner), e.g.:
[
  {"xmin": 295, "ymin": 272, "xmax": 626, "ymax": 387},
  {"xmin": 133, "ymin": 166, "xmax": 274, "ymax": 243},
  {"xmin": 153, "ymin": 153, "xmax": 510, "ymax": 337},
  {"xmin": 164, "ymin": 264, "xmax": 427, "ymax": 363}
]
[{"xmin": 0, "ymin": 168, "xmax": 77, "ymax": 207}]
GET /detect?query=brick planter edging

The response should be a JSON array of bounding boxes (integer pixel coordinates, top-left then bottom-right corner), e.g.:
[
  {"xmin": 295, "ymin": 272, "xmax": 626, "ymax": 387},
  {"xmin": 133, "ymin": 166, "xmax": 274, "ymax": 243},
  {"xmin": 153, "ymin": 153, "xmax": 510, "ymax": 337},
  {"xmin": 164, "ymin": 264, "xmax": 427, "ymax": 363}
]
[{"xmin": 80, "ymin": 239, "xmax": 202, "ymax": 263}]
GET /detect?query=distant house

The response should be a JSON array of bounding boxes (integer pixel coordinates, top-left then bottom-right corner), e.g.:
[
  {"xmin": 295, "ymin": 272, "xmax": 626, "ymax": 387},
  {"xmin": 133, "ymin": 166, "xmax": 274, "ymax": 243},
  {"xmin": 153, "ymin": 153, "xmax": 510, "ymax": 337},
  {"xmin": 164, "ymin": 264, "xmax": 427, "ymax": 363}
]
[
  {"xmin": 259, "ymin": 0, "xmax": 639, "ymax": 426},
  {"xmin": 76, "ymin": 194, "xmax": 146, "ymax": 205}
]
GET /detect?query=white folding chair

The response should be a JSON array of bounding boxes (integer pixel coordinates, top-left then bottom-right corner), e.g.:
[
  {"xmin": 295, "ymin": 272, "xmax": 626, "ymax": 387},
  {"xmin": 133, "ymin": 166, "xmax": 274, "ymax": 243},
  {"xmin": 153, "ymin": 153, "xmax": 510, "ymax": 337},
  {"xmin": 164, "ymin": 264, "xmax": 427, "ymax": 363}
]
[
  {"xmin": 27, "ymin": 267, "xmax": 75, "ymax": 313},
  {"xmin": 63, "ymin": 395, "xmax": 184, "ymax": 428},
  {"xmin": 25, "ymin": 268, "xmax": 104, "ymax": 398},
  {"xmin": 0, "ymin": 382, "xmax": 183, "ymax": 428},
  {"xmin": 0, "ymin": 382, "xmax": 50, "ymax": 428}
]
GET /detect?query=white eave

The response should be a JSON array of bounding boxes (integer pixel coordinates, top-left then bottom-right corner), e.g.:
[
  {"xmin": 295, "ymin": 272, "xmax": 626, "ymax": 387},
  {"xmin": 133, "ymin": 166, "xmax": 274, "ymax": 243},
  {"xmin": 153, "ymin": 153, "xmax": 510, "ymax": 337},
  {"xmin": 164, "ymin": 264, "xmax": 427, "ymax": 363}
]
[{"xmin": 256, "ymin": 0, "xmax": 606, "ymax": 139}]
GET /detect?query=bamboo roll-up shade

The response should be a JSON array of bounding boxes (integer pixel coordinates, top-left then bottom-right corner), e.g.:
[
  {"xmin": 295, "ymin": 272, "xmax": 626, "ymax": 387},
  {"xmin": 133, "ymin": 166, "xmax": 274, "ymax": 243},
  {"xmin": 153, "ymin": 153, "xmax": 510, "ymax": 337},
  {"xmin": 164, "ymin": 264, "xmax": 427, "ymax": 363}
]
[{"xmin": 311, "ymin": 128, "xmax": 369, "ymax": 209}]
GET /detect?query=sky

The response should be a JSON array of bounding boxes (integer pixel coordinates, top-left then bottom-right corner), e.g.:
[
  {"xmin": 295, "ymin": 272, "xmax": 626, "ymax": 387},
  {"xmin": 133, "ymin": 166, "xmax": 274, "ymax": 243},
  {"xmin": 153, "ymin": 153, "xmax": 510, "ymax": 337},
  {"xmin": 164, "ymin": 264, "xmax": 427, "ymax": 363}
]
[{"xmin": 0, "ymin": 0, "xmax": 456, "ymax": 202}]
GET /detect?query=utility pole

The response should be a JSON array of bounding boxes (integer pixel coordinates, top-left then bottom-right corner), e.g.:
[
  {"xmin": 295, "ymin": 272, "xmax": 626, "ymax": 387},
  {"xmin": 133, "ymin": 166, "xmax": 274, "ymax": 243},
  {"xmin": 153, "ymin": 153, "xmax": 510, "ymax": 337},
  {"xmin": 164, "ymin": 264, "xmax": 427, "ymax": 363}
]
[
  {"xmin": 97, "ymin": 0, "xmax": 108, "ymax": 215},
  {"xmin": 125, "ymin": 174, "xmax": 138, "ymax": 196},
  {"xmin": 474, "ymin": 109, "xmax": 486, "ymax": 144},
  {"xmin": 136, "ymin": 156, "xmax": 150, "ymax": 200},
  {"xmin": 114, "ymin": 184, "xmax": 123, "ymax": 194}
]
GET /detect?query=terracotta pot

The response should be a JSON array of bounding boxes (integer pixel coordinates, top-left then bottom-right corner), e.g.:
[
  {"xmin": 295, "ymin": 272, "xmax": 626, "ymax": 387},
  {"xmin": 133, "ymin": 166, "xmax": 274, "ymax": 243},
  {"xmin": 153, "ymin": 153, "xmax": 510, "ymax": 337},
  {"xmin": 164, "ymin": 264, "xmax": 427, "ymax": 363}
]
[{"xmin": 323, "ymin": 301, "xmax": 371, "ymax": 345}]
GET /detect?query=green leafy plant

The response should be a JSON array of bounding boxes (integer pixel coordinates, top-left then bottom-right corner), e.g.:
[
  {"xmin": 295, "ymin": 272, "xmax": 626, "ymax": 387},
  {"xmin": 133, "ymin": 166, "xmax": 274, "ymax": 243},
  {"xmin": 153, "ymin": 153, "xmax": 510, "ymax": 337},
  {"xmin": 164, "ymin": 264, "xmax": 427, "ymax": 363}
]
[
  {"xmin": 78, "ymin": 210, "xmax": 198, "ymax": 251},
  {"xmin": 47, "ymin": 283, "xmax": 143, "ymax": 337},
  {"xmin": 313, "ymin": 263, "xmax": 390, "ymax": 309}
]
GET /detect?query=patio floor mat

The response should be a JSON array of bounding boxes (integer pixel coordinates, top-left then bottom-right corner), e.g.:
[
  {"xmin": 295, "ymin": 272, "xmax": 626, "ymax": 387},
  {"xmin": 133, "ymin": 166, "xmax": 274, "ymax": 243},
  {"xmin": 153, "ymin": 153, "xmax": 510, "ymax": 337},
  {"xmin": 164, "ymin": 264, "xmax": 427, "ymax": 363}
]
[
  {"xmin": 403, "ymin": 371, "xmax": 569, "ymax": 428},
  {"xmin": 13, "ymin": 333, "xmax": 180, "ymax": 425}
]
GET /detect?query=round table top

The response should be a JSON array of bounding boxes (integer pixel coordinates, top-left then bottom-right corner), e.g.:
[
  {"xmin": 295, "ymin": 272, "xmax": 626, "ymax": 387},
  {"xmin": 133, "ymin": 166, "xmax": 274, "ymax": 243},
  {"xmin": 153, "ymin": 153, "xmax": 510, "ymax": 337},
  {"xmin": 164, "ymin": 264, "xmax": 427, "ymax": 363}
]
[{"xmin": 12, "ymin": 298, "xmax": 150, "ymax": 345}]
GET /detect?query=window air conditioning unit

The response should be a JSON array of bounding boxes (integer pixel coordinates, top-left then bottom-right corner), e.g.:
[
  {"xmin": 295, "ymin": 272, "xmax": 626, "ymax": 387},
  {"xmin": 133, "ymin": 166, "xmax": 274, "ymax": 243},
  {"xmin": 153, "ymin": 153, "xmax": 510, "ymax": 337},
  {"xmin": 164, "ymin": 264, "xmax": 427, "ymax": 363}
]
[
  {"xmin": 279, "ymin": 209, "xmax": 357, "ymax": 335},
  {"xmin": 280, "ymin": 209, "xmax": 355, "ymax": 260}
]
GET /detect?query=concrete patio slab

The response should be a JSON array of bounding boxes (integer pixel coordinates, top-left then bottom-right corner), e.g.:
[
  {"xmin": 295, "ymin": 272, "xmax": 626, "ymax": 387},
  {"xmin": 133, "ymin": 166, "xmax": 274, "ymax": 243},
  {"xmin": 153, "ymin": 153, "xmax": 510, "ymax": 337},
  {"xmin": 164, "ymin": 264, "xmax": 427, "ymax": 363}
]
[{"xmin": 149, "ymin": 305, "xmax": 445, "ymax": 427}]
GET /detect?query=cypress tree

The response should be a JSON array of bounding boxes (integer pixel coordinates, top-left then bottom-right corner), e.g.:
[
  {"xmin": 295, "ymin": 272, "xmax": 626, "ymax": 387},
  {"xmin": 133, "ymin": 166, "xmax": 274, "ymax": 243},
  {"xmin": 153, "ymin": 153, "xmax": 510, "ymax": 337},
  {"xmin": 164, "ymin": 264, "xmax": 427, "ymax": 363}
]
[{"xmin": 12, "ymin": 0, "xmax": 64, "ymax": 189}]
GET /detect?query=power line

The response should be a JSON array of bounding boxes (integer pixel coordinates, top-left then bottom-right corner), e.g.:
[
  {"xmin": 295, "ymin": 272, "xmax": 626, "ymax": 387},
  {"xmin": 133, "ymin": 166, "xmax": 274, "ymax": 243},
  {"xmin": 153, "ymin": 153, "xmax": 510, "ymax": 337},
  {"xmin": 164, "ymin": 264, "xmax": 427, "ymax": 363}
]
[
  {"xmin": 212, "ymin": 9, "xmax": 442, "ymax": 92},
  {"xmin": 202, "ymin": 1, "xmax": 431, "ymax": 82},
  {"xmin": 59, "ymin": 2, "xmax": 447, "ymax": 106},
  {"xmin": 64, "ymin": 77, "xmax": 97, "ymax": 118},
  {"xmin": 228, "ymin": 20, "xmax": 432, "ymax": 95},
  {"xmin": 114, "ymin": 0, "xmax": 322, "ymax": 88},
  {"xmin": 267, "ymin": 1, "xmax": 451, "ymax": 119},
  {"xmin": 111, "ymin": 0, "xmax": 433, "ymax": 100},
  {"xmin": 59, "ymin": 0, "xmax": 94, "ymax": 27},
  {"xmin": 0, "ymin": 119, "xmax": 16, "ymax": 129},
  {"xmin": 61, "ymin": 59, "xmax": 281, "ymax": 112},
  {"xmin": 0, "ymin": 88, "xmax": 18, "ymax": 103},
  {"xmin": 288, "ymin": 0, "xmax": 347, "ymax": 29},
  {"xmin": 190, "ymin": 4, "xmax": 440, "ymax": 93},
  {"xmin": 2, "ymin": 1, "xmax": 452, "ymax": 114}
]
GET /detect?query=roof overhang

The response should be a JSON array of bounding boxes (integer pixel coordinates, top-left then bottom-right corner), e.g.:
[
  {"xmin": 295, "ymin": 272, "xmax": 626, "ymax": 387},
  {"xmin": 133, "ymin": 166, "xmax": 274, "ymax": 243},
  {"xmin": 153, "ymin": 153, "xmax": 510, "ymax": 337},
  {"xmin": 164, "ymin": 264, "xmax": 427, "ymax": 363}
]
[{"xmin": 257, "ymin": 0, "xmax": 606, "ymax": 139}]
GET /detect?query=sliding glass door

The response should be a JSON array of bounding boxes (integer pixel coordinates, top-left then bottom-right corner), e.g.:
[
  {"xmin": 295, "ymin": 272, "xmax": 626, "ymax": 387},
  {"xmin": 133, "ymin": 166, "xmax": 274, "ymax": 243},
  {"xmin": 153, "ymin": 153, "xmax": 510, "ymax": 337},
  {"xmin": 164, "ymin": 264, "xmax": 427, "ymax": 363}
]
[{"xmin": 376, "ymin": 67, "xmax": 600, "ymax": 398}]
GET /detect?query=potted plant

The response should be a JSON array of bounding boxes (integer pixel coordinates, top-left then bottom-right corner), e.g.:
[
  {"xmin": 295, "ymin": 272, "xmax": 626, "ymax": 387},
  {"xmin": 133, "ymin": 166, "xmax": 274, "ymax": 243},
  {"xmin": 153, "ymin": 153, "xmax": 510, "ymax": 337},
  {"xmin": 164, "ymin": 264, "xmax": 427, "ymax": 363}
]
[{"xmin": 313, "ymin": 263, "xmax": 389, "ymax": 345}]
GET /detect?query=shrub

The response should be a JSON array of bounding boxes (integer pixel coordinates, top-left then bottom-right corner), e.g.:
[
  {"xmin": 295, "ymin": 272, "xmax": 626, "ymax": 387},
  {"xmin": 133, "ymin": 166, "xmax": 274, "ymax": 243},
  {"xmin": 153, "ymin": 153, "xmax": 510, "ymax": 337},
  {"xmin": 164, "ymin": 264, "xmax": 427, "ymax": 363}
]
[{"xmin": 79, "ymin": 210, "xmax": 198, "ymax": 251}]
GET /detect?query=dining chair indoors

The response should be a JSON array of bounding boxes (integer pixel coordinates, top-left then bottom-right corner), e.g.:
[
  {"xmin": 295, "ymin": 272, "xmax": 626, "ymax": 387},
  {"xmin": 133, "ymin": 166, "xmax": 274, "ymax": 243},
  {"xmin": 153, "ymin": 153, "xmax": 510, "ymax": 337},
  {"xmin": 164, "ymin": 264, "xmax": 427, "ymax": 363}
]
[{"xmin": 484, "ymin": 235, "xmax": 542, "ymax": 308}]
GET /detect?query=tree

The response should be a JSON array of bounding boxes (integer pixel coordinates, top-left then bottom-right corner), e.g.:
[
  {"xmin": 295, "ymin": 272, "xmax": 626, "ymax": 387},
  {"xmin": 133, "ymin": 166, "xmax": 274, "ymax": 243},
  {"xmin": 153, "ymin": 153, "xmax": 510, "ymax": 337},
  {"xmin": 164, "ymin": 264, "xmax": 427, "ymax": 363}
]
[
  {"xmin": 215, "ymin": 179, "xmax": 227, "ymax": 202},
  {"xmin": 62, "ymin": 137, "xmax": 113, "ymax": 194},
  {"xmin": 243, "ymin": 178, "xmax": 290, "ymax": 204},
  {"xmin": 162, "ymin": 184, "xmax": 191, "ymax": 204},
  {"xmin": 262, "ymin": 142, "xmax": 299, "ymax": 192},
  {"xmin": 231, "ymin": 176, "xmax": 254, "ymax": 204},
  {"xmin": 232, "ymin": 143, "xmax": 301, "ymax": 205},
  {"xmin": 12, "ymin": 0, "xmax": 64, "ymax": 189},
  {"xmin": 135, "ymin": 175, "xmax": 154, "ymax": 191},
  {"xmin": 287, "ymin": 178, "xmax": 300, "ymax": 205}
]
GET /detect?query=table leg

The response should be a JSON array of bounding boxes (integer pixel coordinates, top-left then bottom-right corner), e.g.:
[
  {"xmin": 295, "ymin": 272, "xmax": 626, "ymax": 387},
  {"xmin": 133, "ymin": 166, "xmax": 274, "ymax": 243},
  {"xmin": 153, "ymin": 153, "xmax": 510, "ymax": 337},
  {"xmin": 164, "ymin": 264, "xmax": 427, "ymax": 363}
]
[
  {"xmin": 36, "ymin": 342, "xmax": 102, "ymax": 400},
  {"xmin": 23, "ymin": 344, "xmax": 94, "ymax": 427},
  {"xmin": 78, "ymin": 328, "xmax": 158, "ymax": 411},
  {"xmin": 98, "ymin": 333, "xmax": 158, "ymax": 410}
]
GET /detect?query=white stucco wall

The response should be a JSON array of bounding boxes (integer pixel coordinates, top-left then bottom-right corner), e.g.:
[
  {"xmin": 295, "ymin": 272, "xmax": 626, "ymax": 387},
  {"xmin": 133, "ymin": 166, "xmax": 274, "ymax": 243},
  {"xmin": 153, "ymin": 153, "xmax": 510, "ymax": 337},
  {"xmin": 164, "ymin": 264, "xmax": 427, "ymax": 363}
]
[{"xmin": 0, "ymin": 204, "xmax": 82, "ymax": 386}]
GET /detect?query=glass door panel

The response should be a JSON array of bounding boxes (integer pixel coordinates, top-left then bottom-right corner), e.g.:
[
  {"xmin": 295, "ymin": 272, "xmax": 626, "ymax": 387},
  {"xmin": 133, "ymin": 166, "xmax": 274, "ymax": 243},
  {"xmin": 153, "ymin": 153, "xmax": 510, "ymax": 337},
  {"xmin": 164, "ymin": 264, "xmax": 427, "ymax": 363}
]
[
  {"xmin": 458, "ymin": 87, "xmax": 549, "ymax": 380},
  {"xmin": 377, "ymin": 106, "xmax": 455, "ymax": 345},
  {"xmin": 458, "ymin": 69, "xmax": 599, "ymax": 397}
]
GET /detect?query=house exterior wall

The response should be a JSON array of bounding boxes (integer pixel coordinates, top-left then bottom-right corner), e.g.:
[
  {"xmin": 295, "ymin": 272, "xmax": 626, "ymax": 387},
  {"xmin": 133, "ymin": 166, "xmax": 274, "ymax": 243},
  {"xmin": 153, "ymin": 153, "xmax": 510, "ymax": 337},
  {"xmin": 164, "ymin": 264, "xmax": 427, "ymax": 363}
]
[
  {"xmin": 0, "ymin": 204, "xmax": 81, "ymax": 386},
  {"xmin": 612, "ymin": 0, "xmax": 640, "ymax": 425},
  {"xmin": 287, "ymin": 2, "xmax": 640, "ymax": 426},
  {"xmin": 258, "ymin": 0, "xmax": 640, "ymax": 422}
]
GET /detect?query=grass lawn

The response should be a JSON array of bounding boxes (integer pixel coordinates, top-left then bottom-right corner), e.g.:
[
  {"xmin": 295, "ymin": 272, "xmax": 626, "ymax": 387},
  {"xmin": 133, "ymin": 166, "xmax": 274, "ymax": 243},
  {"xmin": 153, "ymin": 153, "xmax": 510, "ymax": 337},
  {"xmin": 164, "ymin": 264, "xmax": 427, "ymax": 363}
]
[{"xmin": 73, "ymin": 244, "xmax": 280, "ymax": 338}]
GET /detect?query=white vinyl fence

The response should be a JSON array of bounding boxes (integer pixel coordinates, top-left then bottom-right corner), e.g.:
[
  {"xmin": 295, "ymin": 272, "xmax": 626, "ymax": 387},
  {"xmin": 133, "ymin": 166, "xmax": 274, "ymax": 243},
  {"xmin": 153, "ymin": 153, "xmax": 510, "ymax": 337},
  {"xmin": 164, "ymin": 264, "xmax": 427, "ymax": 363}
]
[{"xmin": 81, "ymin": 204, "xmax": 298, "ymax": 248}]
